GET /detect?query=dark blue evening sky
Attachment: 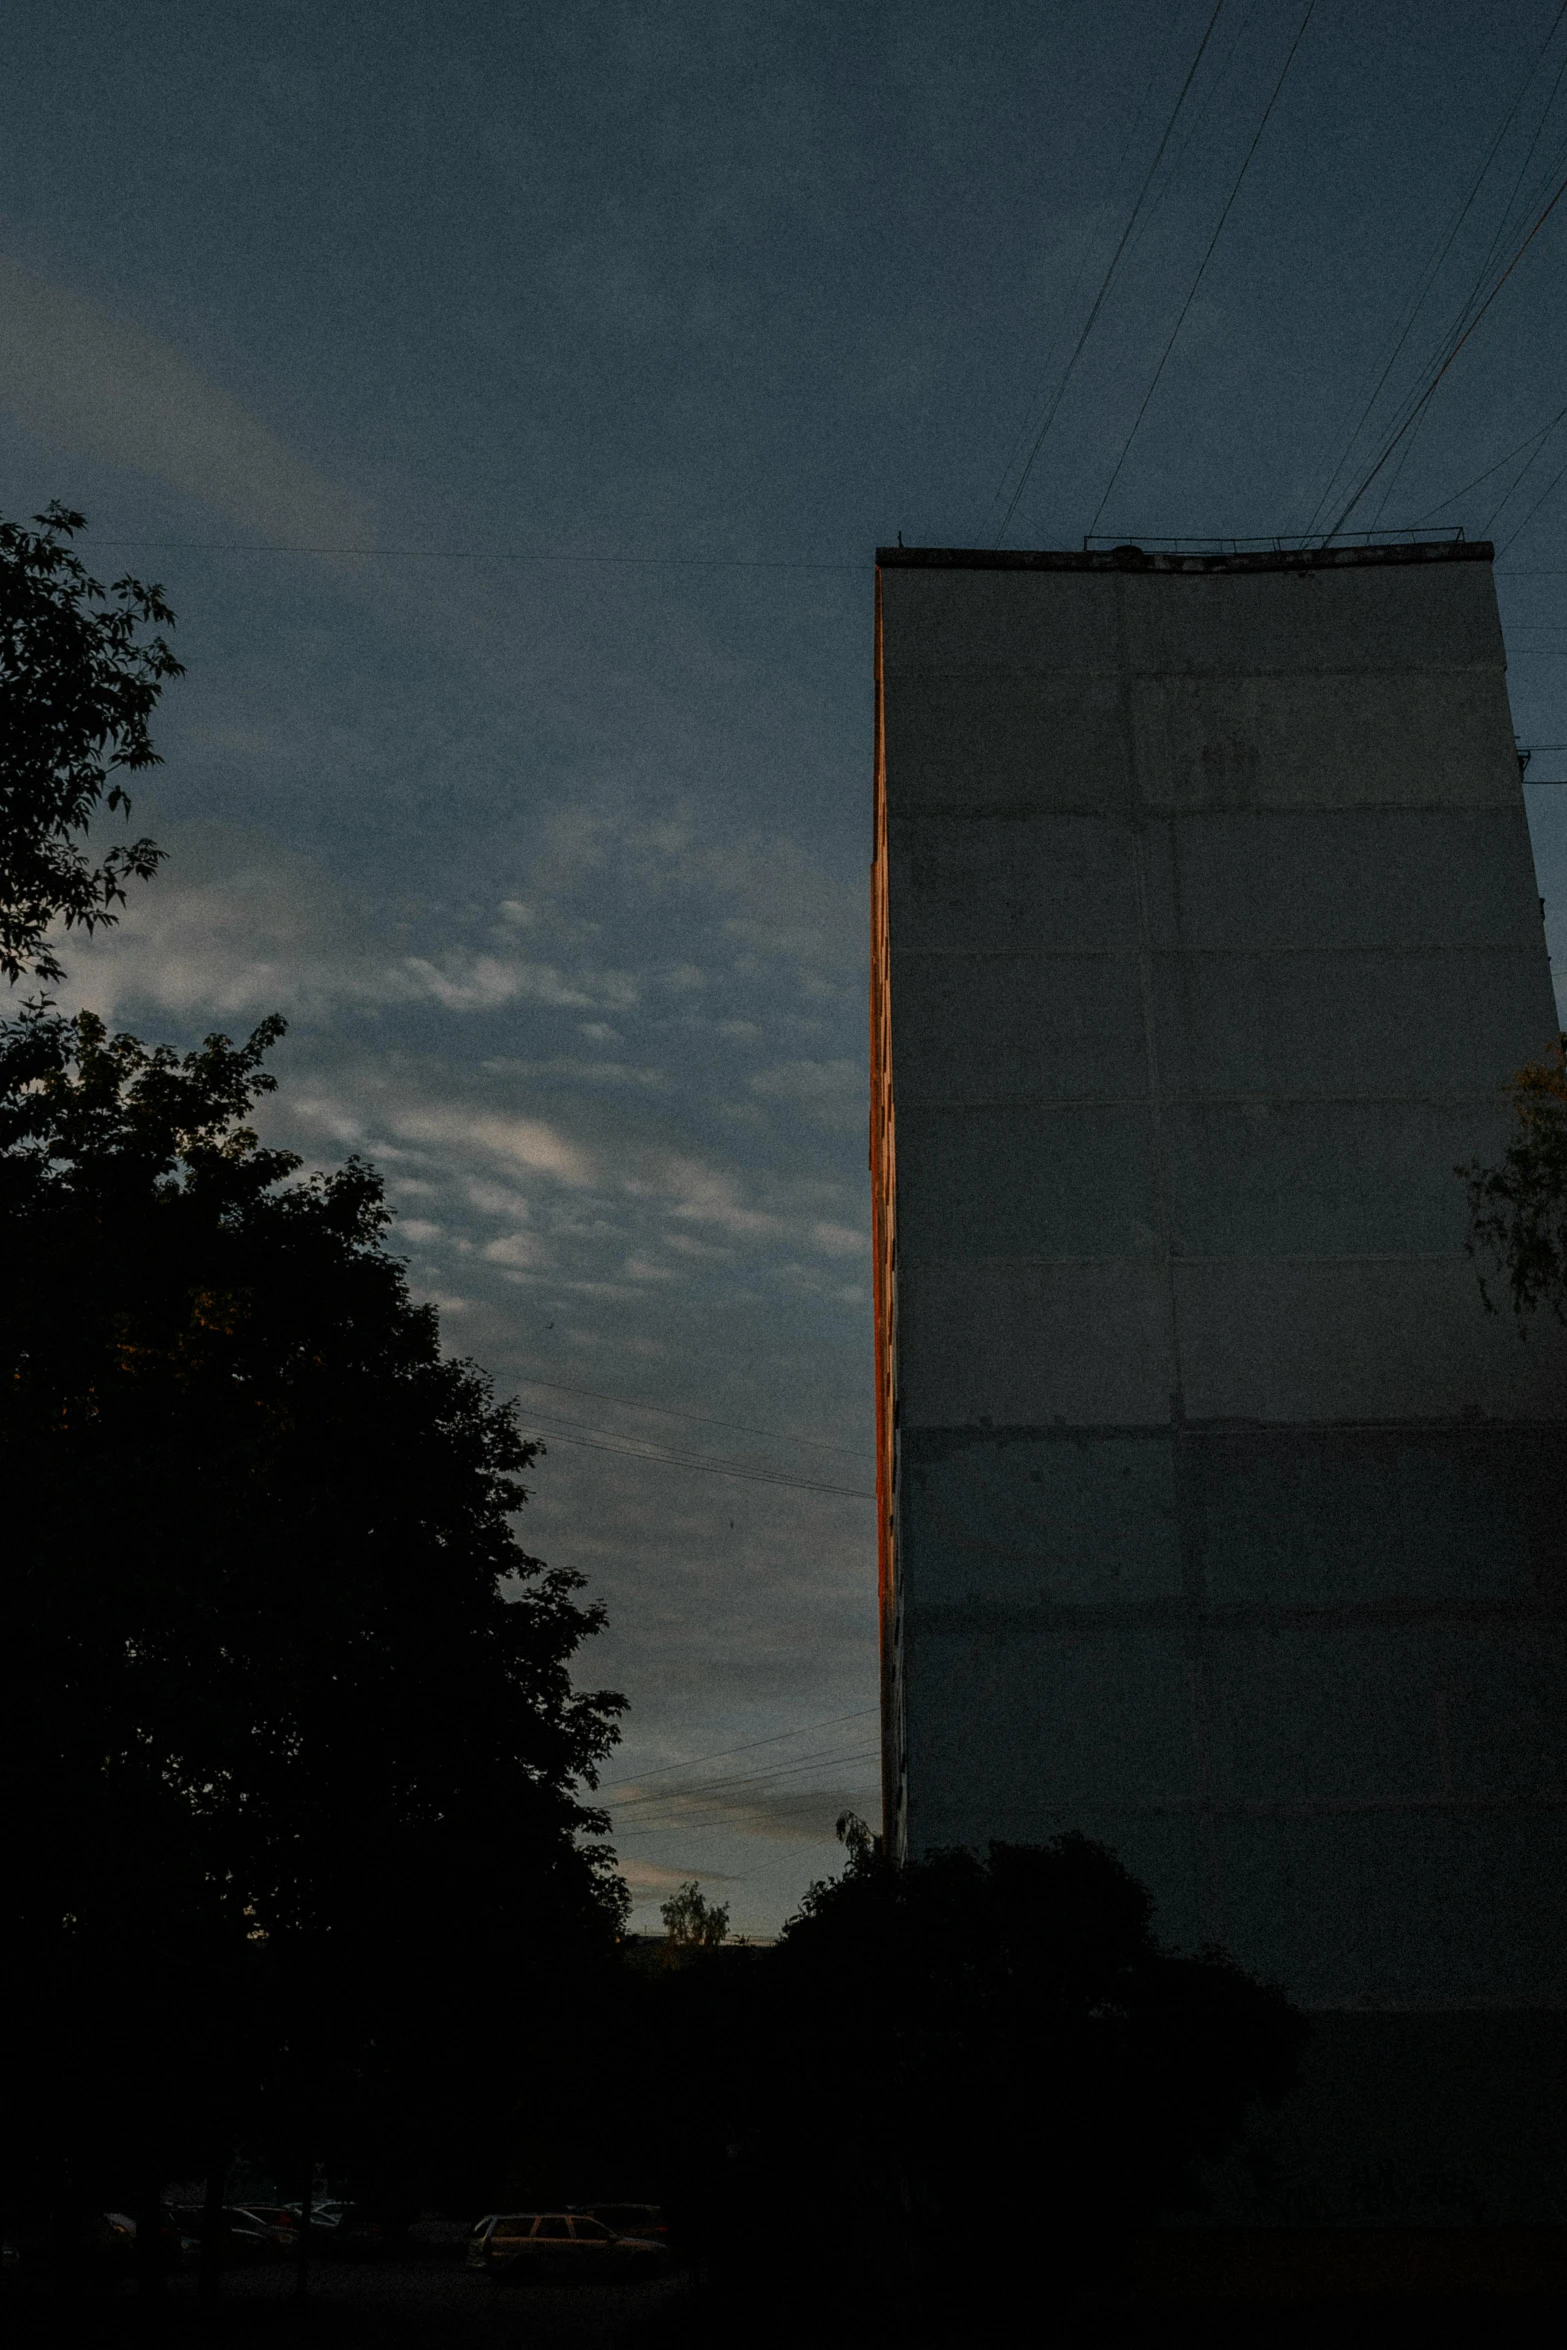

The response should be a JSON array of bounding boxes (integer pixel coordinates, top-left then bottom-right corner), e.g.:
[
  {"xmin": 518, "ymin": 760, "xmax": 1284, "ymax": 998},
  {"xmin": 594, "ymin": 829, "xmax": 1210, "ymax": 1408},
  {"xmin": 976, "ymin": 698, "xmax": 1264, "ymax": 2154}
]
[{"xmin": 4, "ymin": 0, "xmax": 1564, "ymax": 1929}]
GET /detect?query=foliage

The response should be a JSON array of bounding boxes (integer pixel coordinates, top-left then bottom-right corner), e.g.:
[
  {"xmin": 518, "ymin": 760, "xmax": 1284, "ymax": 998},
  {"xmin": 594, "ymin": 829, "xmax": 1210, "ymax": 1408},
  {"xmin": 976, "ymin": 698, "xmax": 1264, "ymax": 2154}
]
[
  {"xmin": 1460, "ymin": 1034, "xmax": 1567, "ymax": 1325},
  {"xmin": 0, "ymin": 1003, "xmax": 626, "ymax": 2213},
  {"xmin": 660, "ymin": 1881, "xmax": 731, "ymax": 1949},
  {"xmin": 0, "ymin": 504, "xmax": 176, "ymax": 985},
  {"xmin": 707, "ymin": 1829, "xmax": 1308, "ymax": 2323}
]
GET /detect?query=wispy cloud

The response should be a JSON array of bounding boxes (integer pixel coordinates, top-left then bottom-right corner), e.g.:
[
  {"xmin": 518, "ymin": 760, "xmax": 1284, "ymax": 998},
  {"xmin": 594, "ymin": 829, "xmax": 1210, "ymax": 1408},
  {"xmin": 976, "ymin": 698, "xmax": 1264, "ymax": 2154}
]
[
  {"xmin": 47, "ymin": 789, "xmax": 877, "ymax": 1943},
  {"xmin": 615, "ymin": 1858, "xmax": 738, "ymax": 1894},
  {"xmin": 57, "ymin": 835, "xmax": 655, "ymax": 1031},
  {"xmin": 749, "ymin": 1056, "xmax": 865, "ymax": 1133},
  {"xmin": 609, "ymin": 1774, "xmax": 879, "ymax": 1850},
  {"xmin": 0, "ymin": 255, "xmax": 366, "ymax": 543}
]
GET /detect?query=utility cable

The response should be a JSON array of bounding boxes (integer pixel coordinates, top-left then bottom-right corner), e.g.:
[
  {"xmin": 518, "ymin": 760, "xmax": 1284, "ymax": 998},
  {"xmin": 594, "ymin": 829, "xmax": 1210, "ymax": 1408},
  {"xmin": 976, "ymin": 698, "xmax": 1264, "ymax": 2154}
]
[
  {"xmin": 85, "ymin": 541, "xmax": 872, "ymax": 571},
  {"xmin": 1479, "ymin": 403, "xmax": 1567, "ymax": 538},
  {"xmin": 1367, "ymin": 73, "xmax": 1567, "ymax": 531},
  {"xmin": 1086, "ymin": 0, "xmax": 1317, "ymax": 541},
  {"xmin": 594, "ymin": 1705, "xmax": 879, "ymax": 1792},
  {"xmin": 1326, "ymin": 161, "xmax": 1567, "ymax": 538},
  {"xmin": 610, "ymin": 1788, "xmax": 878, "ymax": 1842},
  {"xmin": 611, "ymin": 1787, "xmax": 878, "ymax": 1839},
  {"xmin": 605, "ymin": 1742, "xmax": 879, "ymax": 1808},
  {"xmin": 518, "ymin": 1419, "xmax": 874, "ymax": 1499},
  {"xmin": 1406, "ymin": 397, "xmax": 1567, "ymax": 524},
  {"xmin": 1109, "ymin": 0, "xmax": 1262, "ymax": 292},
  {"xmin": 1451, "ymin": 24, "xmax": 1567, "ymax": 323},
  {"xmin": 606, "ymin": 1744, "xmax": 880, "ymax": 1818},
  {"xmin": 992, "ymin": 0, "xmax": 1227, "ymax": 546},
  {"xmin": 986, "ymin": 1, "xmax": 1187, "ymax": 515},
  {"xmin": 1497, "ymin": 445, "xmax": 1567, "ymax": 556},
  {"xmin": 523, "ymin": 1399, "xmax": 870, "ymax": 1478},
  {"xmin": 1301, "ymin": 5, "xmax": 1567, "ymax": 540},
  {"xmin": 515, "ymin": 1373, "xmax": 864, "ymax": 1457}
]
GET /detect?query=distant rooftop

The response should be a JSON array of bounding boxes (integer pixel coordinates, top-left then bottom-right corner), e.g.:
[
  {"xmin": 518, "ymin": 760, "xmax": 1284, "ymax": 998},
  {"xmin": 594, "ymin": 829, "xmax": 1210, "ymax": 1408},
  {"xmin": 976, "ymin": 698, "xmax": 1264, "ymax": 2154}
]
[{"xmin": 876, "ymin": 536, "xmax": 1492, "ymax": 576}]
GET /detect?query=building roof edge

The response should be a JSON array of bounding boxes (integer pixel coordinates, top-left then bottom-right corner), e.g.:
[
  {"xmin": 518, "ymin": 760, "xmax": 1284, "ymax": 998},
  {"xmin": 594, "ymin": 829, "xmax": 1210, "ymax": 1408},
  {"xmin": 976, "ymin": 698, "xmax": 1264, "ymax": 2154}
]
[{"xmin": 875, "ymin": 541, "xmax": 1493, "ymax": 575}]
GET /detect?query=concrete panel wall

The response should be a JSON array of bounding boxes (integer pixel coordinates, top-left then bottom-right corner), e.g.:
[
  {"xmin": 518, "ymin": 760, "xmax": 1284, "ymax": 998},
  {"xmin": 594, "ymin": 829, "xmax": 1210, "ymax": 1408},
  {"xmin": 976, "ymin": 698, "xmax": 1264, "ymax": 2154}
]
[{"xmin": 874, "ymin": 544, "xmax": 1567, "ymax": 2035}]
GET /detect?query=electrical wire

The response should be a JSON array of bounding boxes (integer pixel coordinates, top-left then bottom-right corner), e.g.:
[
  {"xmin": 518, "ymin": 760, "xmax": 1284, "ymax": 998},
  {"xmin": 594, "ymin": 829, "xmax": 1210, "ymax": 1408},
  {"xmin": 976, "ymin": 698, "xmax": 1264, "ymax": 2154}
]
[
  {"xmin": 608, "ymin": 1743, "xmax": 877, "ymax": 1805},
  {"xmin": 1301, "ymin": 7, "xmax": 1567, "ymax": 540},
  {"xmin": 606, "ymin": 1738, "xmax": 883, "ymax": 1804},
  {"xmin": 992, "ymin": 0, "xmax": 1227, "ymax": 547},
  {"xmin": 609, "ymin": 1779, "xmax": 880, "ymax": 1841},
  {"xmin": 1496, "ymin": 443, "xmax": 1567, "ymax": 557},
  {"xmin": 521, "ymin": 1397, "xmax": 870, "ymax": 1480},
  {"xmin": 607, "ymin": 1743, "xmax": 880, "ymax": 1819},
  {"xmin": 1508, "ymin": 742, "xmax": 1567, "ymax": 781},
  {"xmin": 1108, "ymin": 0, "xmax": 1262, "ymax": 291},
  {"xmin": 594, "ymin": 1705, "xmax": 879, "ymax": 1792},
  {"xmin": 986, "ymin": 2, "xmax": 1188, "ymax": 516},
  {"xmin": 84, "ymin": 541, "xmax": 872, "ymax": 571},
  {"xmin": 515, "ymin": 1374, "xmax": 864, "ymax": 1457},
  {"xmin": 1086, "ymin": 0, "xmax": 1317, "ymax": 541},
  {"xmin": 518, "ymin": 1418, "xmax": 874, "ymax": 1500},
  {"xmin": 1326, "ymin": 161, "xmax": 1567, "ymax": 538},
  {"xmin": 1366, "ymin": 72, "xmax": 1567, "ymax": 530},
  {"xmin": 1442, "ymin": 28, "xmax": 1567, "ymax": 341},
  {"xmin": 1406, "ymin": 398, "xmax": 1567, "ymax": 524}
]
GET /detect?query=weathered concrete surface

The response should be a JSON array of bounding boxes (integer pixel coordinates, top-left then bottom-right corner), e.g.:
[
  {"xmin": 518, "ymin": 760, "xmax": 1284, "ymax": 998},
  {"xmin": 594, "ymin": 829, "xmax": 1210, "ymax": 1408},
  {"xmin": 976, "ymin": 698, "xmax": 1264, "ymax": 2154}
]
[{"xmin": 871, "ymin": 543, "xmax": 1566, "ymax": 2215}]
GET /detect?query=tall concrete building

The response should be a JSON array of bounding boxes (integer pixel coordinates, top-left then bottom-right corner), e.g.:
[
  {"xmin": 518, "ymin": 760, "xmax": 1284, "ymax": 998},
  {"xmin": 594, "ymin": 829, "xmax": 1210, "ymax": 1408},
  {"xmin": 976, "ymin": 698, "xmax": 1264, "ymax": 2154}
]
[{"xmin": 870, "ymin": 540, "xmax": 1565, "ymax": 2219}]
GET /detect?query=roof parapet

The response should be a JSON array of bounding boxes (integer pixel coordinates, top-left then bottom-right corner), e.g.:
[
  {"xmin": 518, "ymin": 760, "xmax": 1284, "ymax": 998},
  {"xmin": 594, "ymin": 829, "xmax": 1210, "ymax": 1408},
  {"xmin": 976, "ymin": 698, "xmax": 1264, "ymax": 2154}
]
[{"xmin": 876, "ymin": 539, "xmax": 1492, "ymax": 576}]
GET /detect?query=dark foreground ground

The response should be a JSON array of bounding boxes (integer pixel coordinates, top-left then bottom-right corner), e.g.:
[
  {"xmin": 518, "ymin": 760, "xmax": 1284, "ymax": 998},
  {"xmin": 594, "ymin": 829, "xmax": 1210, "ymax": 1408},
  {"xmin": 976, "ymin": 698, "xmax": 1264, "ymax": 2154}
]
[{"xmin": 7, "ymin": 2255, "xmax": 1567, "ymax": 2350}]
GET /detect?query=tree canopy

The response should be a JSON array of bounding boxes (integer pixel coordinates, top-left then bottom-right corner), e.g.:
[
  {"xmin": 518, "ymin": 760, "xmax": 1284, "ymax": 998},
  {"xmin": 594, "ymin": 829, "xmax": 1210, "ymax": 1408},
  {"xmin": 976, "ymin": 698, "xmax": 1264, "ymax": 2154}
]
[
  {"xmin": 1, "ymin": 504, "xmax": 174, "ymax": 985},
  {"xmin": 0, "ymin": 1001, "xmax": 626, "ymax": 2214},
  {"xmin": 648, "ymin": 1822, "xmax": 1307, "ymax": 2325},
  {"xmin": 660, "ymin": 1881, "xmax": 731, "ymax": 1950},
  {"xmin": 1461, "ymin": 1033, "xmax": 1567, "ymax": 1325}
]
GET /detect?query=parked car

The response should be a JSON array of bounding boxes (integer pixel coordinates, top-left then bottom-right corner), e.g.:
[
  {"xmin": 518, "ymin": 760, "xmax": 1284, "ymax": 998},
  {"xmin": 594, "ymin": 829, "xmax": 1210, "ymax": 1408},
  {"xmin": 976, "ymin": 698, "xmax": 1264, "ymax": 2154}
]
[
  {"xmin": 165, "ymin": 2205, "xmax": 289, "ymax": 2262},
  {"xmin": 80, "ymin": 2213, "xmax": 137, "ymax": 2278},
  {"xmin": 238, "ymin": 2205, "xmax": 298, "ymax": 2234},
  {"xmin": 468, "ymin": 2212, "xmax": 668, "ymax": 2282},
  {"xmin": 568, "ymin": 2202, "xmax": 669, "ymax": 2245},
  {"xmin": 329, "ymin": 2210, "xmax": 407, "ymax": 2257},
  {"xmin": 283, "ymin": 2200, "xmax": 346, "ymax": 2226}
]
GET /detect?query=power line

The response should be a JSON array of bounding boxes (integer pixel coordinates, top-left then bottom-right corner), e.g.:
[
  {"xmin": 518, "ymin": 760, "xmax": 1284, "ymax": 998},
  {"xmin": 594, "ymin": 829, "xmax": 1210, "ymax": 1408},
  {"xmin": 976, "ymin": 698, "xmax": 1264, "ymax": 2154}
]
[
  {"xmin": 1300, "ymin": 7, "xmax": 1567, "ymax": 540},
  {"xmin": 610, "ymin": 1779, "xmax": 879, "ymax": 1841},
  {"xmin": 516, "ymin": 1374, "xmax": 864, "ymax": 1458},
  {"xmin": 1406, "ymin": 398, "xmax": 1567, "ymax": 524},
  {"xmin": 1108, "ymin": 0, "xmax": 1263, "ymax": 291},
  {"xmin": 1368, "ymin": 75, "xmax": 1567, "ymax": 529},
  {"xmin": 594, "ymin": 1705, "xmax": 879, "ymax": 1792},
  {"xmin": 86, "ymin": 541, "xmax": 871, "ymax": 571},
  {"xmin": 1497, "ymin": 443, "xmax": 1567, "ymax": 557},
  {"xmin": 1326, "ymin": 161, "xmax": 1567, "ymax": 538},
  {"xmin": 607, "ymin": 1743, "xmax": 880, "ymax": 1818},
  {"xmin": 1466, "ymin": 21, "xmax": 1567, "ymax": 290},
  {"xmin": 519, "ymin": 1418, "xmax": 874, "ymax": 1500},
  {"xmin": 986, "ymin": 2, "xmax": 1189, "ymax": 517},
  {"xmin": 993, "ymin": 0, "xmax": 1227, "ymax": 546},
  {"xmin": 1086, "ymin": 0, "xmax": 1317, "ymax": 540}
]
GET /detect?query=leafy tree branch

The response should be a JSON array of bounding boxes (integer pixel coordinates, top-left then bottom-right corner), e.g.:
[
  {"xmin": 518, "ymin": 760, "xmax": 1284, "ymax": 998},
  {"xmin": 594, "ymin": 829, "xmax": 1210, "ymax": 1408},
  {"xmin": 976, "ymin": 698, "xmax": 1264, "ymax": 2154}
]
[
  {"xmin": 1460, "ymin": 1034, "xmax": 1567, "ymax": 1325},
  {"xmin": 1, "ymin": 503, "xmax": 176, "ymax": 985}
]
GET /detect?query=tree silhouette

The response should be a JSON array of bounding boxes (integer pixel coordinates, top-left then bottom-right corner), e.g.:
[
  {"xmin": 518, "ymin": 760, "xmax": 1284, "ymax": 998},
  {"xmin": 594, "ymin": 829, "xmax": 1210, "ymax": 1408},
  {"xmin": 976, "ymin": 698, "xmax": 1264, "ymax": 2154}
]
[
  {"xmin": 660, "ymin": 1881, "xmax": 731, "ymax": 1949},
  {"xmin": 1461, "ymin": 1034, "xmax": 1567, "ymax": 1325},
  {"xmin": 0, "ymin": 1001, "xmax": 626, "ymax": 2236},
  {"xmin": 707, "ymin": 1828, "xmax": 1307, "ymax": 2327},
  {"xmin": 0, "ymin": 505, "xmax": 175, "ymax": 986}
]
